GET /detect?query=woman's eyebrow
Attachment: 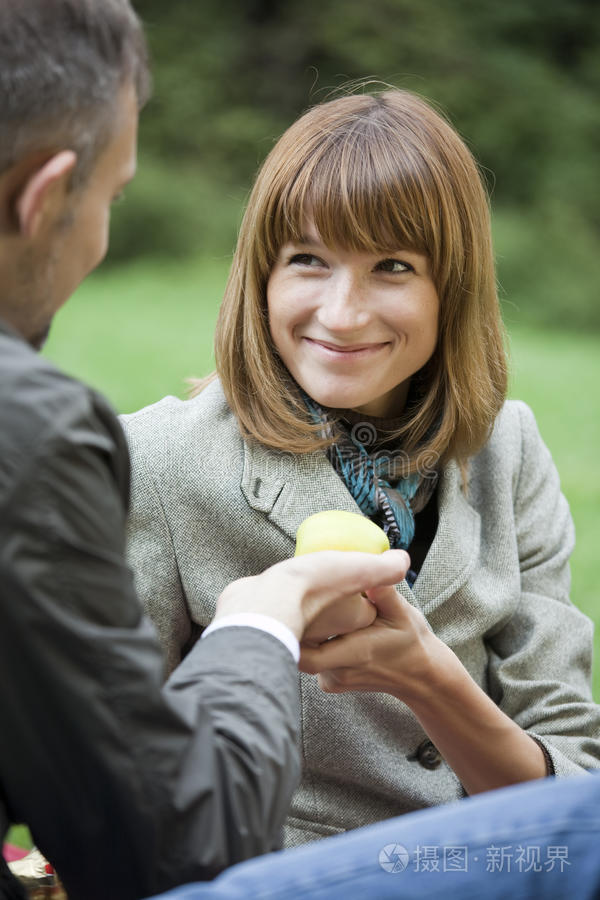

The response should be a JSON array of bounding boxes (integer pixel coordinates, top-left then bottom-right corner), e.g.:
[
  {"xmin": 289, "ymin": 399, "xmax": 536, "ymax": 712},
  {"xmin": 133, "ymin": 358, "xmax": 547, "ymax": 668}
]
[{"xmin": 293, "ymin": 231, "xmax": 323, "ymax": 247}]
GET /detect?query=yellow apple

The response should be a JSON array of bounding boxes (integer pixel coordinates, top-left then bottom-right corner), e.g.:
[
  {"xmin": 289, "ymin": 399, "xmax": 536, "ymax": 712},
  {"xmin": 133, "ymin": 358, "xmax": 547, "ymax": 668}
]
[
  {"xmin": 295, "ymin": 510, "xmax": 390, "ymax": 556},
  {"xmin": 295, "ymin": 511, "xmax": 389, "ymax": 643}
]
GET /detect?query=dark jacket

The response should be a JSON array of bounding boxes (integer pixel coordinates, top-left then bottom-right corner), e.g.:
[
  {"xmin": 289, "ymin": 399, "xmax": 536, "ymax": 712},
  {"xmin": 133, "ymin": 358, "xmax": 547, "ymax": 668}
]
[{"xmin": 0, "ymin": 320, "xmax": 301, "ymax": 900}]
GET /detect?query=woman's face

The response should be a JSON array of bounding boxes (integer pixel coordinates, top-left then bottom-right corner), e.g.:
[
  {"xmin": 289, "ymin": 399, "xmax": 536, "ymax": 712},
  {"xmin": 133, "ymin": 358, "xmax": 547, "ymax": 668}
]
[{"xmin": 266, "ymin": 222, "xmax": 439, "ymax": 417}]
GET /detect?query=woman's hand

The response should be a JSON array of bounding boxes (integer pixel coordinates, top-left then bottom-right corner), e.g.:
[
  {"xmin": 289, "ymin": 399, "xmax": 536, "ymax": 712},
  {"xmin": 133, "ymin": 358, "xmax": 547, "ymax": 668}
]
[
  {"xmin": 302, "ymin": 591, "xmax": 377, "ymax": 645},
  {"xmin": 300, "ymin": 584, "xmax": 548, "ymax": 795},
  {"xmin": 299, "ymin": 584, "xmax": 444, "ymax": 701}
]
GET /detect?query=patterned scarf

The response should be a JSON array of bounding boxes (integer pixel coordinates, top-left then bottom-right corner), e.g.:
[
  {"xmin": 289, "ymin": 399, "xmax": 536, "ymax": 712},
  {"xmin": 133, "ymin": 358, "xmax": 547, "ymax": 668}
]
[{"xmin": 303, "ymin": 393, "xmax": 438, "ymax": 554}]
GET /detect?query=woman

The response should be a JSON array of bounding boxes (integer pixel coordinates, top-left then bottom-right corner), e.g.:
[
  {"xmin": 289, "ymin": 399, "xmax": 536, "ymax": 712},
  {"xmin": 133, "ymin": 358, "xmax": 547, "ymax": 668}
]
[{"xmin": 122, "ymin": 89, "xmax": 600, "ymax": 846}]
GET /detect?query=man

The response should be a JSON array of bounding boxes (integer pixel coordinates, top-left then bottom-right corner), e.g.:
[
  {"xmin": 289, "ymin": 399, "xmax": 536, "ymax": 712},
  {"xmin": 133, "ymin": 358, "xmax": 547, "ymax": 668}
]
[{"xmin": 0, "ymin": 2, "xmax": 410, "ymax": 898}]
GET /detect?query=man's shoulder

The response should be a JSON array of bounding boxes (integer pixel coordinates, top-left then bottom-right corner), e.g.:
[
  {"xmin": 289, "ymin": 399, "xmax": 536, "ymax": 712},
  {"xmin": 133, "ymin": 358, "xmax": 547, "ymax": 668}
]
[
  {"xmin": 0, "ymin": 329, "xmax": 126, "ymax": 499},
  {"xmin": 0, "ymin": 328, "xmax": 118, "ymax": 435},
  {"xmin": 1, "ymin": 325, "xmax": 83, "ymax": 395}
]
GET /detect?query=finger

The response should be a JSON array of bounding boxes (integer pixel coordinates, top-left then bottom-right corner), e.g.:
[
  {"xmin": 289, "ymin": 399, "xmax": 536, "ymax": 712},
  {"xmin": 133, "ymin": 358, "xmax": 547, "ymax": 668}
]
[
  {"xmin": 364, "ymin": 584, "xmax": 408, "ymax": 622},
  {"xmin": 368, "ymin": 585, "xmax": 433, "ymax": 651},
  {"xmin": 290, "ymin": 548, "xmax": 410, "ymax": 600},
  {"xmin": 318, "ymin": 671, "xmax": 346, "ymax": 693},
  {"xmin": 299, "ymin": 630, "xmax": 367, "ymax": 674}
]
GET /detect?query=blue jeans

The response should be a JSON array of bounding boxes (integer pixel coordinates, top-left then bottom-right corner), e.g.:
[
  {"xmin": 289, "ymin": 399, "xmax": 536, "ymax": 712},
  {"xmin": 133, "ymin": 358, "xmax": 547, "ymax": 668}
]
[{"xmin": 150, "ymin": 773, "xmax": 600, "ymax": 899}]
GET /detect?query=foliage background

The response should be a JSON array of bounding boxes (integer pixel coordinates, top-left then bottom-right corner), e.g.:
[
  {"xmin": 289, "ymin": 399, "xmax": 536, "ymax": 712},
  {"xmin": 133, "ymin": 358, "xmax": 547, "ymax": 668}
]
[{"xmin": 108, "ymin": 0, "xmax": 600, "ymax": 330}]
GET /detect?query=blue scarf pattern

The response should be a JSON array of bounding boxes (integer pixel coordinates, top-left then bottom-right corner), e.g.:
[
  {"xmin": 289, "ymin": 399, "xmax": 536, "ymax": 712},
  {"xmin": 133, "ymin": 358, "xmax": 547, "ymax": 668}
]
[{"xmin": 303, "ymin": 393, "xmax": 437, "ymax": 557}]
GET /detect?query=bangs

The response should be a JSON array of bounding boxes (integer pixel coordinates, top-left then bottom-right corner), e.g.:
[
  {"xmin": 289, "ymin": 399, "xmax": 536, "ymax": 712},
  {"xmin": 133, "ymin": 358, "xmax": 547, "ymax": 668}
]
[
  {"xmin": 218, "ymin": 88, "xmax": 506, "ymax": 469},
  {"xmin": 264, "ymin": 108, "xmax": 439, "ymax": 261}
]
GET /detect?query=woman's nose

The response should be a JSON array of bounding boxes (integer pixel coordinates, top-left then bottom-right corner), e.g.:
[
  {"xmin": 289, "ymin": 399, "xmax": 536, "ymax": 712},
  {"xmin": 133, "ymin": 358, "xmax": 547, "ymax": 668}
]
[{"xmin": 315, "ymin": 272, "xmax": 371, "ymax": 333}]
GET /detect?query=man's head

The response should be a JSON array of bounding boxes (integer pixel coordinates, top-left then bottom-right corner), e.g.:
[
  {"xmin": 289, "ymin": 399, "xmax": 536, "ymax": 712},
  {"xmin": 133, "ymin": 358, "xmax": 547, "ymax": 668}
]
[{"xmin": 0, "ymin": 0, "xmax": 150, "ymax": 347}]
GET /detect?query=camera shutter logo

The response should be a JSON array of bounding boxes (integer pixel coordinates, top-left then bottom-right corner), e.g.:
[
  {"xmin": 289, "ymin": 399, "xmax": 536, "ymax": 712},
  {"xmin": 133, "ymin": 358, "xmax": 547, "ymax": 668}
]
[
  {"xmin": 379, "ymin": 843, "xmax": 409, "ymax": 873},
  {"xmin": 350, "ymin": 421, "xmax": 378, "ymax": 447}
]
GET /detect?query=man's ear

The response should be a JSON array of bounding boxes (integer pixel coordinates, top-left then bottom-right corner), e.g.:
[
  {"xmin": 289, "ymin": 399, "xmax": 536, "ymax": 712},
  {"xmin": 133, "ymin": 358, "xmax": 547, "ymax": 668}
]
[{"xmin": 15, "ymin": 150, "xmax": 78, "ymax": 238}]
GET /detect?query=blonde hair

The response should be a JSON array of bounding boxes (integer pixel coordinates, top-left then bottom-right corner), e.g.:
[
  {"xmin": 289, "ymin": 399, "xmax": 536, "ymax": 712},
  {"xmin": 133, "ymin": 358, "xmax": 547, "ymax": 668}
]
[{"xmin": 199, "ymin": 88, "xmax": 507, "ymax": 474}]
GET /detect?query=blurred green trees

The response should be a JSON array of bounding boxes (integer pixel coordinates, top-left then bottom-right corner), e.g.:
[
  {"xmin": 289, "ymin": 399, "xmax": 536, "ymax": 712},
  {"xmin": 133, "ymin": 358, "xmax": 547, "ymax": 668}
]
[{"xmin": 115, "ymin": 0, "xmax": 600, "ymax": 329}]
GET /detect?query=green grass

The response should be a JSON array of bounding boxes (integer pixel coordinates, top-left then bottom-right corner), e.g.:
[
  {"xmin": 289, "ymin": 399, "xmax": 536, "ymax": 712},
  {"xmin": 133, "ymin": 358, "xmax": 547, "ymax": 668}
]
[
  {"xmin": 41, "ymin": 257, "xmax": 600, "ymax": 703},
  {"xmin": 507, "ymin": 326, "xmax": 600, "ymax": 696},
  {"xmin": 44, "ymin": 255, "xmax": 229, "ymax": 414}
]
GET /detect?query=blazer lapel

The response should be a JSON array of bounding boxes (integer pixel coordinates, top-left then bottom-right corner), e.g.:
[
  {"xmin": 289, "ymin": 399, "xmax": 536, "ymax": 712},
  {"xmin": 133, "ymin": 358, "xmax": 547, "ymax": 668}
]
[
  {"xmin": 241, "ymin": 440, "xmax": 481, "ymax": 611},
  {"xmin": 410, "ymin": 460, "xmax": 481, "ymax": 613},
  {"xmin": 241, "ymin": 440, "xmax": 360, "ymax": 546}
]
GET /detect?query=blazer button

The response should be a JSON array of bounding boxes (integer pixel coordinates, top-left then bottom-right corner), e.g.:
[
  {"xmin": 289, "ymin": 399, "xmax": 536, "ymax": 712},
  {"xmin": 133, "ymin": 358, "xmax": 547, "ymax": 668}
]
[{"xmin": 415, "ymin": 739, "xmax": 442, "ymax": 770}]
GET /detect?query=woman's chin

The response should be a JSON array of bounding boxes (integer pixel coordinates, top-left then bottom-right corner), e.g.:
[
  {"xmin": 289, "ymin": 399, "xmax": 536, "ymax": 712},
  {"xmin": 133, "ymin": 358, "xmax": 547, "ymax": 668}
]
[
  {"xmin": 298, "ymin": 382, "xmax": 370, "ymax": 411},
  {"xmin": 311, "ymin": 392, "xmax": 366, "ymax": 411}
]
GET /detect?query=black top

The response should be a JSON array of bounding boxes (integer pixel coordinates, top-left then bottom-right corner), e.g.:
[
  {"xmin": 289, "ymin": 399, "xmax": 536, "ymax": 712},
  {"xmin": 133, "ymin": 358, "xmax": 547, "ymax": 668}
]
[
  {"xmin": 0, "ymin": 320, "xmax": 301, "ymax": 900},
  {"xmin": 338, "ymin": 408, "xmax": 439, "ymax": 583},
  {"xmin": 406, "ymin": 484, "xmax": 439, "ymax": 579}
]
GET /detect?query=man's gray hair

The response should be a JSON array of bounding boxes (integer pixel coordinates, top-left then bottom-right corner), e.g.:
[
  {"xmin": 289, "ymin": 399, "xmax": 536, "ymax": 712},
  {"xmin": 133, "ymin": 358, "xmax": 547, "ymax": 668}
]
[{"xmin": 0, "ymin": 0, "xmax": 150, "ymax": 183}]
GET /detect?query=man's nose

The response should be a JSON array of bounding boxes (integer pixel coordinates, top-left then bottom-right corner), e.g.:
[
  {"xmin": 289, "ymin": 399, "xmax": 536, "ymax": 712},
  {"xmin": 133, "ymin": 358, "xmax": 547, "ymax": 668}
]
[{"xmin": 315, "ymin": 271, "xmax": 371, "ymax": 333}]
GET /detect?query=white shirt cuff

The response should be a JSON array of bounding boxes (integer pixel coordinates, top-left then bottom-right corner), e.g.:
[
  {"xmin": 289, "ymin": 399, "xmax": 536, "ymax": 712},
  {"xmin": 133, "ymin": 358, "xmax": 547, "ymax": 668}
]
[{"xmin": 201, "ymin": 613, "xmax": 300, "ymax": 663}]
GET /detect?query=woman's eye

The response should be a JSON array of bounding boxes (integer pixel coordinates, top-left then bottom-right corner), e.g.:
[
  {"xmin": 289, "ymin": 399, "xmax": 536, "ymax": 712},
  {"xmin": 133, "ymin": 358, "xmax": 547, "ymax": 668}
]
[
  {"xmin": 376, "ymin": 258, "xmax": 412, "ymax": 274},
  {"xmin": 289, "ymin": 253, "xmax": 323, "ymax": 267}
]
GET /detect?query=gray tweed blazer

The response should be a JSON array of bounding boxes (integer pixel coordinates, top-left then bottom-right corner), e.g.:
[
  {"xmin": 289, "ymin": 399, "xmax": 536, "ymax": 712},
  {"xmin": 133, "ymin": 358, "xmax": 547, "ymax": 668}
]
[{"xmin": 122, "ymin": 379, "xmax": 600, "ymax": 847}]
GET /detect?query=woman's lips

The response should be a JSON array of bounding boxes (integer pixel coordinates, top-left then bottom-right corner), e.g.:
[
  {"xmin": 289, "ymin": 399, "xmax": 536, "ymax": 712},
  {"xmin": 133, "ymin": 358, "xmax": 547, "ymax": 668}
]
[{"xmin": 303, "ymin": 337, "xmax": 389, "ymax": 359}]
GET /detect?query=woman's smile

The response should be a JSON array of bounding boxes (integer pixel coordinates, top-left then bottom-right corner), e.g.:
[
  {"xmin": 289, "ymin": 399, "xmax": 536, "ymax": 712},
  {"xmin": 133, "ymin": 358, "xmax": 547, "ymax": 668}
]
[{"xmin": 302, "ymin": 336, "xmax": 392, "ymax": 361}]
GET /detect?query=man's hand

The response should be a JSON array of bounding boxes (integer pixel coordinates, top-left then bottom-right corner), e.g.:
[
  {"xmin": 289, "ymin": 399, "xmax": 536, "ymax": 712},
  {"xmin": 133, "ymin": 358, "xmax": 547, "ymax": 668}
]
[{"xmin": 214, "ymin": 550, "xmax": 410, "ymax": 642}]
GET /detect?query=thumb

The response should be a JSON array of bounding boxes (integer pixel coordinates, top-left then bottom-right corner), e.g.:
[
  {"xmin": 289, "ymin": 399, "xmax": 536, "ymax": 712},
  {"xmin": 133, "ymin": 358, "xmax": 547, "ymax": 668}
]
[{"xmin": 365, "ymin": 584, "xmax": 407, "ymax": 622}]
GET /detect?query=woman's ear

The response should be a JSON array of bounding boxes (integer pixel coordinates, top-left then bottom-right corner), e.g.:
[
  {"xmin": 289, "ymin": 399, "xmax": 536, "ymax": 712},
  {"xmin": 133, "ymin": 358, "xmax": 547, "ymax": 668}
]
[{"xmin": 15, "ymin": 150, "xmax": 77, "ymax": 238}]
